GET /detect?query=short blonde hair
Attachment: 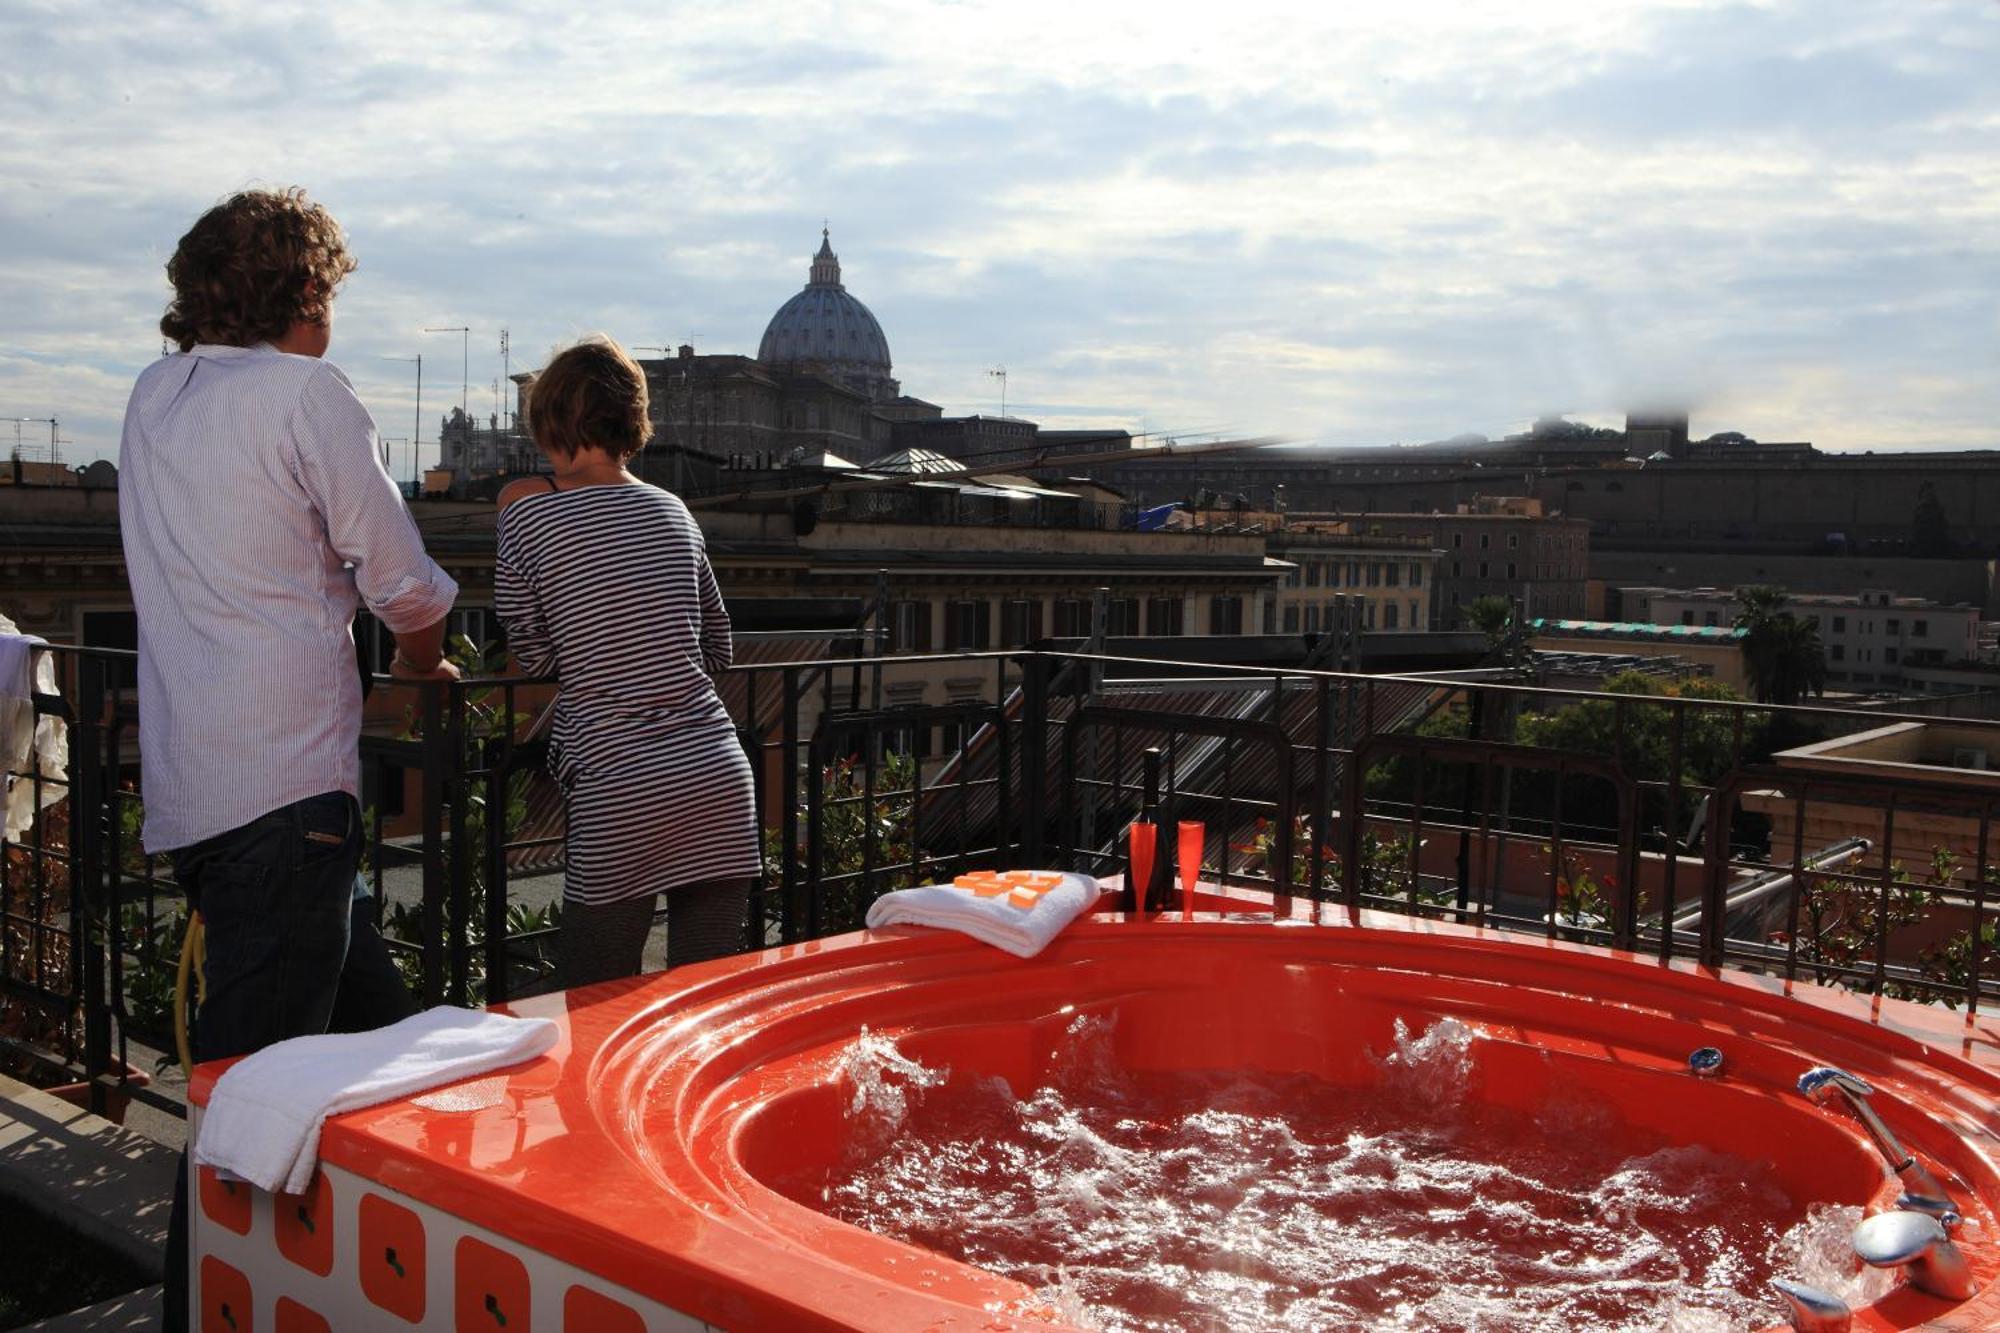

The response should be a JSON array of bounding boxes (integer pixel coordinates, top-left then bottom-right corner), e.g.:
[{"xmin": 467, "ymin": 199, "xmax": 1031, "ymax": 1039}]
[{"xmin": 527, "ymin": 337, "xmax": 653, "ymax": 460}]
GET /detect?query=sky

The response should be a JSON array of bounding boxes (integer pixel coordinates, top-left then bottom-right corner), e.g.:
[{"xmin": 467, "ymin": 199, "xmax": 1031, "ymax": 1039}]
[{"xmin": 2, "ymin": 0, "xmax": 1996, "ymax": 471}]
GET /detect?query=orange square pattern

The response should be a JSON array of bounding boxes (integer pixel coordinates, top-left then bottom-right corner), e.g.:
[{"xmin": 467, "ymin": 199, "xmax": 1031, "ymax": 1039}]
[
  {"xmin": 197, "ymin": 1165, "xmax": 252, "ymax": 1237},
  {"xmin": 359, "ymin": 1192, "xmax": 428, "ymax": 1323},
  {"xmin": 456, "ymin": 1235, "xmax": 531, "ymax": 1332},
  {"xmin": 273, "ymin": 1298, "xmax": 331, "ymax": 1333},
  {"xmin": 199, "ymin": 1255, "xmax": 252, "ymax": 1333},
  {"xmin": 563, "ymin": 1284, "xmax": 647, "ymax": 1332},
  {"xmin": 274, "ymin": 1173, "xmax": 334, "ymax": 1276},
  {"xmin": 954, "ymin": 869, "xmax": 1062, "ymax": 904}
]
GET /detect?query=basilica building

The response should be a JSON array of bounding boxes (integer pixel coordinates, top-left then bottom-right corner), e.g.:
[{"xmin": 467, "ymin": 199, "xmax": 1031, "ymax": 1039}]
[{"xmin": 634, "ymin": 229, "xmax": 946, "ymax": 483}]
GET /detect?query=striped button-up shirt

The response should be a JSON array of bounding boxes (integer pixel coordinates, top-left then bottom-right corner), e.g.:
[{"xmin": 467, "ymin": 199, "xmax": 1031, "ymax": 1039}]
[{"xmin": 119, "ymin": 344, "xmax": 458, "ymax": 852}]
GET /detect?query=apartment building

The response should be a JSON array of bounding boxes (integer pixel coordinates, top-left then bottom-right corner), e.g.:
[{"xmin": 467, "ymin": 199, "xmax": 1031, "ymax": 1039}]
[
  {"xmin": 1265, "ymin": 530, "xmax": 1442, "ymax": 633},
  {"xmin": 1635, "ymin": 587, "xmax": 1980, "ymax": 692}
]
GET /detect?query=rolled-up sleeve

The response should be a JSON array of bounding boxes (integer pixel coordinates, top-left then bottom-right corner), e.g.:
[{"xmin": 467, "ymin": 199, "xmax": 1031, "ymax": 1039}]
[{"xmin": 291, "ymin": 365, "xmax": 459, "ymax": 633}]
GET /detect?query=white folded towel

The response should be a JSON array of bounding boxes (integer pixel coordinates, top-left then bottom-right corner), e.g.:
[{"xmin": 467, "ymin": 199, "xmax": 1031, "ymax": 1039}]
[
  {"xmin": 864, "ymin": 872, "xmax": 1101, "ymax": 959},
  {"xmin": 195, "ymin": 1006, "xmax": 558, "ymax": 1194}
]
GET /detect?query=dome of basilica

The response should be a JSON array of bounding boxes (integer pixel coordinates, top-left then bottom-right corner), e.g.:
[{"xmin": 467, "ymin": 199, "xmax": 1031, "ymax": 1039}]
[{"xmin": 758, "ymin": 229, "xmax": 896, "ymax": 399}]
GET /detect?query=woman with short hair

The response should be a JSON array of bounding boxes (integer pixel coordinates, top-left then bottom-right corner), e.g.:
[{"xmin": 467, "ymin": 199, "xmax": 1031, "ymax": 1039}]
[{"xmin": 494, "ymin": 336, "xmax": 759, "ymax": 987}]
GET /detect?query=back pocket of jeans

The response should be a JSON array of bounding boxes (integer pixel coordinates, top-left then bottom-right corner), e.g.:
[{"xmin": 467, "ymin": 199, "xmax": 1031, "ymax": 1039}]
[{"xmin": 298, "ymin": 794, "xmax": 356, "ymax": 862}]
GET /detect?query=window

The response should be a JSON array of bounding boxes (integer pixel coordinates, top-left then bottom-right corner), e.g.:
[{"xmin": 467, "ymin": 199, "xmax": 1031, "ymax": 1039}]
[
  {"xmin": 1507, "ymin": 534, "xmax": 1519, "ymax": 549},
  {"xmin": 1833, "ymin": 616, "xmax": 1847, "ymax": 633},
  {"xmin": 1367, "ymin": 563, "xmax": 1383, "ymax": 587},
  {"xmin": 1054, "ymin": 598, "xmax": 1092, "ymax": 637},
  {"xmin": 1209, "ymin": 596, "xmax": 1244, "ymax": 635},
  {"xmin": 1409, "ymin": 564, "xmax": 1423, "ymax": 587},
  {"xmin": 1885, "ymin": 646, "xmax": 1899, "ymax": 664},
  {"xmin": 1001, "ymin": 599, "xmax": 1043, "ymax": 647},
  {"xmin": 1106, "ymin": 598, "xmax": 1140, "ymax": 636},
  {"xmin": 1364, "ymin": 602, "xmax": 1377, "ymax": 629},
  {"xmin": 1452, "ymin": 533, "xmax": 1463, "ymax": 548},
  {"xmin": 1384, "ymin": 602, "xmax": 1400, "ymax": 629},
  {"xmin": 1507, "ymin": 563, "xmax": 1517, "ymax": 581},
  {"xmin": 1305, "ymin": 561, "xmax": 1321, "ymax": 587},
  {"xmin": 1682, "ymin": 611, "xmax": 1695, "ymax": 626},
  {"xmin": 891, "ymin": 600, "xmax": 932, "ymax": 652},
  {"xmin": 1284, "ymin": 565, "xmax": 1301, "ymax": 588},
  {"xmin": 1478, "ymin": 561, "xmax": 1489, "ymax": 579},
  {"xmin": 1704, "ymin": 612, "xmax": 1718, "ymax": 627},
  {"xmin": 1914, "ymin": 620, "xmax": 1929, "ymax": 638},
  {"xmin": 1328, "ymin": 562, "xmax": 1342, "ymax": 588},
  {"xmin": 1830, "ymin": 644, "xmax": 1845, "ymax": 662},
  {"xmin": 1147, "ymin": 597, "xmax": 1184, "ymax": 635},
  {"xmin": 1305, "ymin": 605, "xmax": 1320, "ymax": 632},
  {"xmin": 1385, "ymin": 564, "xmax": 1400, "ymax": 587},
  {"xmin": 1348, "ymin": 561, "xmax": 1362, "ymax": 585},
  {"xmin": 1452, "ymin": 561, "xmax": 1462, "ymax": 577},
  {"xmin": 1283, "ymin": 604, "xmax": 1301, "ymax": 633},
  {"xmin": 944, "ymin": 599, "xmax": 989, "ymax": 651},
  {"xmin": 1409, "ymin": 599, "xmax": 1422, "ymax": 627},
  {"xmin": 1887, "ymin": 618, "xmax": 1900, "ymax": 635}
]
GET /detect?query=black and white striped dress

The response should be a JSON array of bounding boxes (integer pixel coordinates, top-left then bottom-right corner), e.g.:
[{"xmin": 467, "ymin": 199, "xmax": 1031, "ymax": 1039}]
[{"xmin": 493, "ymin": 484, "xmax": 760, "ymax": 905}]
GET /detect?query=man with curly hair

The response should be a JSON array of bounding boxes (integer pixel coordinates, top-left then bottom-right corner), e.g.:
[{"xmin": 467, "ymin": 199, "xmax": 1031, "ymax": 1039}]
[{"xmin": 120, "ymin": 188, "xmax": 460, "ymax": 1331}]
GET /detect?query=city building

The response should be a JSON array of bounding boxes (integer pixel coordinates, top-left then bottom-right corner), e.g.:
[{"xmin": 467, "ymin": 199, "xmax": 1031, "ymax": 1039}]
[
  {"xmin": 1266, "ymin": 529, "xmax": 1441, "ymax": 634},
  {"xmin": 1291, "ymin": 498, "xmax": 1590, "ymax": 627},
  {"xmin": 1632, "ymin": 587, "xmax": 1981, "ymax": 693}
]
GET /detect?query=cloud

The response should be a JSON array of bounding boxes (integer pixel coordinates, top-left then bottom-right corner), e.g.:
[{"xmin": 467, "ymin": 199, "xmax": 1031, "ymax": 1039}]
[{"xmin": 1, "ymin": 0, "xmax": 1996, "ymax": 466}]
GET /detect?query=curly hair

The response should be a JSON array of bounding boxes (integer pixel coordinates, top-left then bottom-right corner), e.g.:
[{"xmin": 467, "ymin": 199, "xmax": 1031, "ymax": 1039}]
[
  {"xmin": 527, "ymin": 337, "xmax": 654, "ymax": 461},
  {"xmin": 160, "ymin": 188, "xmax": 357, "ymax": 352}
]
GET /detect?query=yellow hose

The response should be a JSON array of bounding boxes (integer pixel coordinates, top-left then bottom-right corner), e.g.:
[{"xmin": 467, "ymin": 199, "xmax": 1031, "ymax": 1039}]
[{"xmin": 173, "ymin": 912, "xmax": 205, "ymax": 1072}]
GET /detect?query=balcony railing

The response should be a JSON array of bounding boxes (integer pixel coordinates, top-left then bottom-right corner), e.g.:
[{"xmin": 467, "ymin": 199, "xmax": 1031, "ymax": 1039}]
[{"xmin": 4, "ymin": 643, "xmax": 1997, "ymax": 1120}]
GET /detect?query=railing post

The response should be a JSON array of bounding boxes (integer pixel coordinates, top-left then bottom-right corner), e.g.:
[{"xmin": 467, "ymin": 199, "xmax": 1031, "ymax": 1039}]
[
  {"xmin": 1340, "ymin": 726, "xmax": 1365, "ymax": 910},
  {"xmin": 780, "ymin": 668, "xmax": 803, "ymax": 943},
  {"xmin": 1698, "ymin": 780, "xmax": 1733, "ymax": 967},
  {"xmin": 1022, "ymin": 654, "xmax": 1049, "ymax": 865},
  {"xmin": 482, "ymin": 717, "xmax": 510, "ymax": 1004},
  {"xmin": 445, "ymin": 686, "xmax": 472, "ymax": 1007},
  {"xmin": 71, "ymin": 652, "xmax": 112, "ymax": 1115},
  {"xmin": 805, "ymin": 734, "xmax": 826, "ymax": 940},
  {"xmin": 418, "ymin": 681, "xmax": 448, "ymax": 1007}
]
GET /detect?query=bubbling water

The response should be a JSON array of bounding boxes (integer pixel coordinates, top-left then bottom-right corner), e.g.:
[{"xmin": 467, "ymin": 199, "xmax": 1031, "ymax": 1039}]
[{"xmin": 797, "ymin": 1017, "xmax": 1884, "ymax": 1332}]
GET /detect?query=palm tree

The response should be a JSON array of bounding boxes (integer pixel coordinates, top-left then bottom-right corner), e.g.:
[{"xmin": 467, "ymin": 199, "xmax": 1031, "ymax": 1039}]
[
  {"xmin": 1732, "ymin": 587, "xmax": 1826, "ymax": 704},
  {"xmin": 1756, "ymin": 613, "xmax": 1828, "ymax": 705}
]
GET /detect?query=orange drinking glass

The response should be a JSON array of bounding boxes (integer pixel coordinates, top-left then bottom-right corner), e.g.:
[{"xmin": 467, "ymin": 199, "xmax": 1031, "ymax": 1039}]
[
  {"xmin": 1177, "ymin": 820, "xmax": 1204, "ymax": 920},
  {"xmin": 1127, "ymin": 821, "xmax": 1157, "ymax": 916}
]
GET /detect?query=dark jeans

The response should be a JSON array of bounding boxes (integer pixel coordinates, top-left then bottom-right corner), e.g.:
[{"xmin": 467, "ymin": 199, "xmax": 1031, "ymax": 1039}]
[{"xmin": 162, "ymin": 792, "xmax": 416, "ymax": 1333}]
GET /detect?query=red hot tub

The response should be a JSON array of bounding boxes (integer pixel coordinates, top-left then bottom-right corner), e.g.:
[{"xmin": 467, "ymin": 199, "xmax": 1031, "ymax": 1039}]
[{"xmin": 188, "ymin": 908, "xmax": 2000, "ymax": 1331}]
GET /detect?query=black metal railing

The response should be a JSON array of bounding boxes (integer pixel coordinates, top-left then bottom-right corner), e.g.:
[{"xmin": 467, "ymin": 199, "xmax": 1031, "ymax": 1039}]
[{"xmin": 5, "ymin": 642, "xmax": 1998, "ymax": 1122}]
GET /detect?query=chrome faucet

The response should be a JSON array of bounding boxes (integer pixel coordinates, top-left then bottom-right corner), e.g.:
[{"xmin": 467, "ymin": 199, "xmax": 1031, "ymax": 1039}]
[
  {"xmin": 1851, "ymin": 1209, "xmax": 1977, "ymax": 1302},
  {"xmin": 1770, "ymin": 1278, "xmax": 1850, "ymax": 1333},
  {"xmin": 1796, "ymin": 1067, "xmax": 1960, "ymax": 1225}
]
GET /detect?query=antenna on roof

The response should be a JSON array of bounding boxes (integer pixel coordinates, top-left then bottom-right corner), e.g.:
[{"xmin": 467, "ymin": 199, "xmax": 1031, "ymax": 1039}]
[{"xmin": 988, "ymin": 366, "xmax": 1007, "ymax": 418}]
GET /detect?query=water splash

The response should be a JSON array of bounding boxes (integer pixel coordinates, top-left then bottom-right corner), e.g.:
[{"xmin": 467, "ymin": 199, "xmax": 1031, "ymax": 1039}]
[
  {"xmin": 788, "ymin": 1016, "xmax": 1889, "ymax": 1333},
  {"xmin": 1371, "ymin": 1014, "xmax": 1479, "ymax": 1112},
  {"xmin": 836, "ymin": 1025, "xmax": 947, "ymax": 1145}
]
